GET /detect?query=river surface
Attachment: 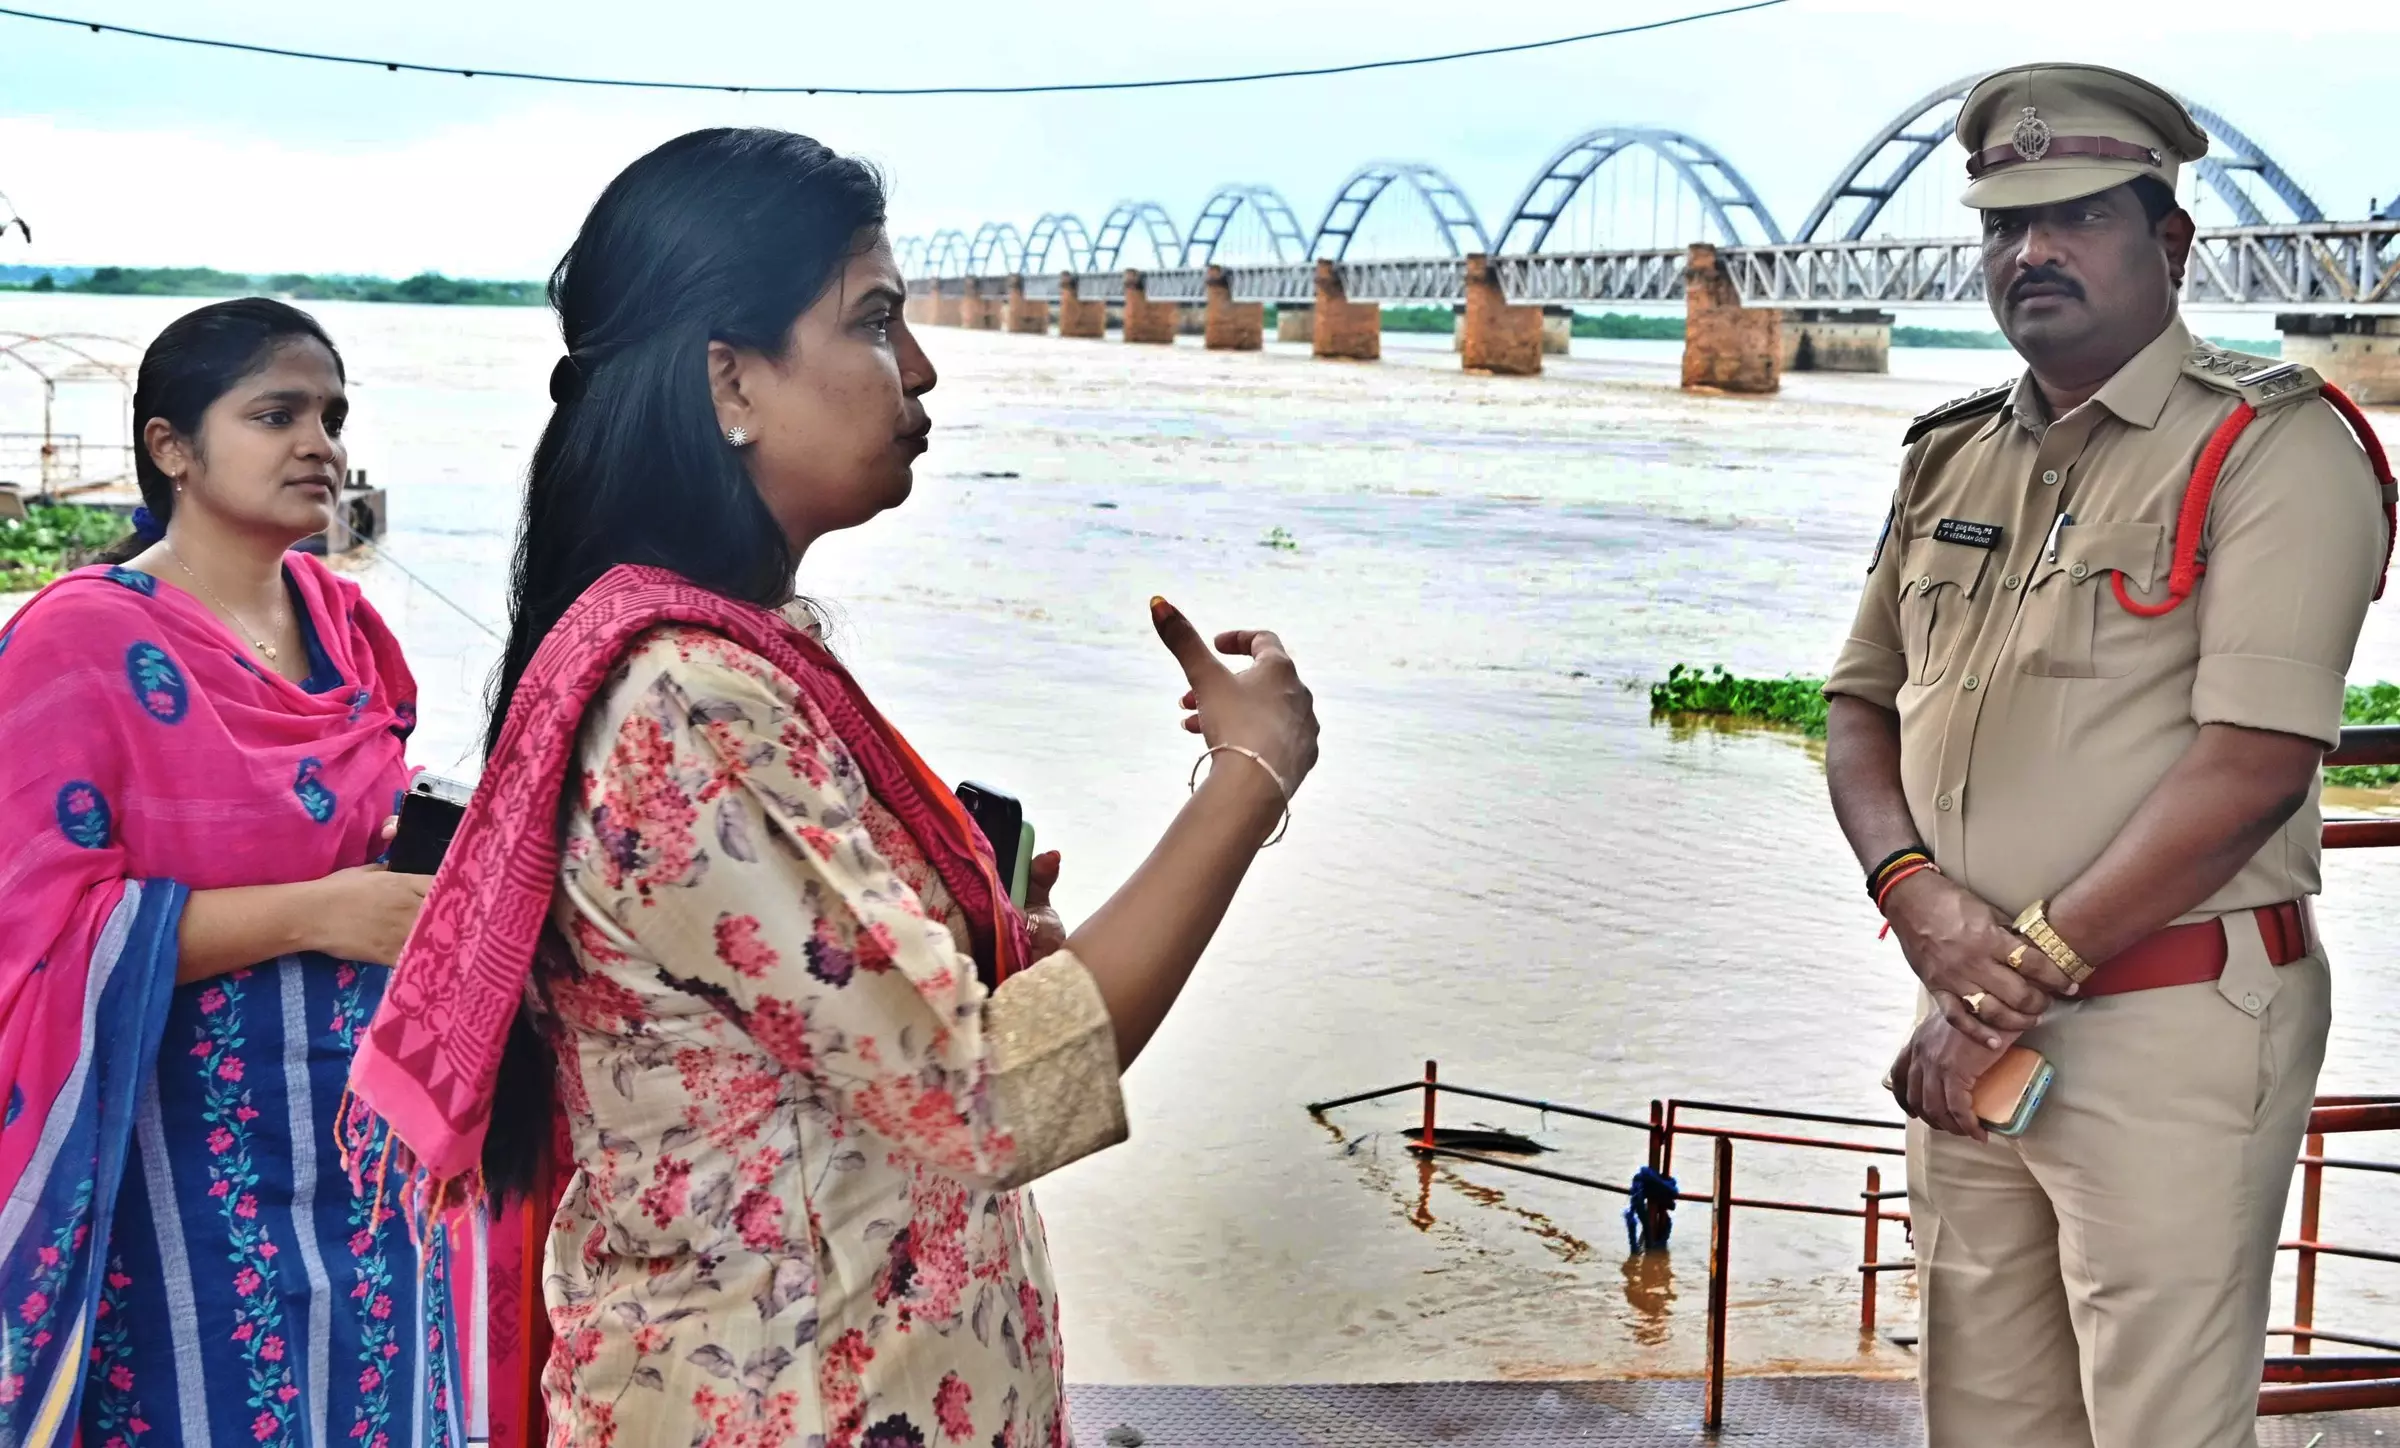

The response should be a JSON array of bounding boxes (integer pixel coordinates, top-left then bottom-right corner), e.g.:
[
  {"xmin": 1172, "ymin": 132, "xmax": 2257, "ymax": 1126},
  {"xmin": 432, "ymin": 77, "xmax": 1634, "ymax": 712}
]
[{"xmin": 7, "ymin": 292, "xmax": 2400, "ymax": 1384}]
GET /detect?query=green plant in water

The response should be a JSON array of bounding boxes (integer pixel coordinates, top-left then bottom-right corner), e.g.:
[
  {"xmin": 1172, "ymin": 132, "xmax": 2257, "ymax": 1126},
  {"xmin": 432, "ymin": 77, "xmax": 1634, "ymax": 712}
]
[
  {"xmin": 1261, "ymin": 526, "xmax": 1298, "ymax": 552},
  {"xmin": 1649, "ymin": 665, "xmax": 1830, "ymax": 737},
  {"xmin": 0, "ymin": 505, "xmax": 134, "ymax": 592}
]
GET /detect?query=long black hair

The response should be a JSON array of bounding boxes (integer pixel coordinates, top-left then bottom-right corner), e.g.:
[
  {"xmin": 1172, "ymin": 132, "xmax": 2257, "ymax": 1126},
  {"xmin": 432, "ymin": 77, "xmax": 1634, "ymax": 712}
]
[
  {"xmin": 479, "ymin": 127, "xmax": 888, "ymax": 1197},
  {"xmin": 99, "ymin": 298, "xmax": 344, "ymax": 564}
]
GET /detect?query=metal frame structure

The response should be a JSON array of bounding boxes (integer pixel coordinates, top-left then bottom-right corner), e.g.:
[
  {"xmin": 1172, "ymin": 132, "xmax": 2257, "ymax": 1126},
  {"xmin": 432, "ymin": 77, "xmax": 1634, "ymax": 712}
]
[
  {"xmin": 966, "ymin": 221, "xmax": 1025, "ymax": 276},
  {"xmin": 1308, "ymin": 161, "xmax": 1489, "ymax": 260},
  {"xmin": 1180, "ymin": 183, "xmax": 1308, "ymax": 267},
  {"xmin": 1795, "ymin": 74, "xmax": 1979, "ymax": 242},
  {"xmin": 1496, "ymin": 127, "xmax": 1785, "ymax": 253},
  {"xmin": 0, "ymin": 331, "xmax": 139, "ymax": 496},
  {"xmin": 1004, "ymin": 220, "xmax": 2397, "ymax": 312},
  {"xmin": 1090, "ymin": 200, "xmax": 1181, "ymax": 271},
  {"xmin": 1797, "ymin": 76, "xmax": 2323, "ymax": 240},
  {"xmin": 892, "ymin": 235, "xmax": 929, "ymax": 277},
  {"xmin": 1022, "ymin": 212, "xmax": 1094, "ymax": 274},
  {"xmin": 2185, "ymin": 102, "xmax": 2325, "ymax": 226},
  {"xmin": 922, "ymin": 229, "xmax": 969, "ymax": 278}
]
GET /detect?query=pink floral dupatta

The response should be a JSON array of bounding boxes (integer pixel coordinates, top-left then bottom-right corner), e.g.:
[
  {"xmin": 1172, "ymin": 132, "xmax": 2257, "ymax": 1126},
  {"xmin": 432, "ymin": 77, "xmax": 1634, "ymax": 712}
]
[{"xmin": 347, "ymin": 563, "xmax": 1029, "ymax": 1448}]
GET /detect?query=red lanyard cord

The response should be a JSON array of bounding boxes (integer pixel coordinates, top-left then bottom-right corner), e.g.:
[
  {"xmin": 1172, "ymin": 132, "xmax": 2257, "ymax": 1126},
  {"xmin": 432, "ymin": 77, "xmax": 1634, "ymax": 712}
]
[{"xmin": 2107, "ymin": 385, "xmax": 2395, "ymax": 618}]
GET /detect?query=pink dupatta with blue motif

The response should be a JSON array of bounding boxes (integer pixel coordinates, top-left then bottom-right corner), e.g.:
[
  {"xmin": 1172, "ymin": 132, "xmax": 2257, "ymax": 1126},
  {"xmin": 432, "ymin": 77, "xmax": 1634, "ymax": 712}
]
[{"xmin": 0, "ymin": 555, "xmax": 416, "ymax": 1445}]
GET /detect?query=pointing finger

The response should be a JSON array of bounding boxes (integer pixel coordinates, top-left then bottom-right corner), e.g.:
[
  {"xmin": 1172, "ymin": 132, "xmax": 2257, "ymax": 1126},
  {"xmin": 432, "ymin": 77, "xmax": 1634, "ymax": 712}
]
[{"xmin": 1153, "ymin": 597, "xmax": 1232, "ymax": 687}]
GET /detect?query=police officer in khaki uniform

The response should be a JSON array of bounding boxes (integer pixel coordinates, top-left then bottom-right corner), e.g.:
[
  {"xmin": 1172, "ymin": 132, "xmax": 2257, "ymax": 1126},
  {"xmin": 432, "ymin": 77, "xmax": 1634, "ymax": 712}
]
[{"xmin": 1824, "ymin": 63, "xmax": 2392, "ymax": 1447}]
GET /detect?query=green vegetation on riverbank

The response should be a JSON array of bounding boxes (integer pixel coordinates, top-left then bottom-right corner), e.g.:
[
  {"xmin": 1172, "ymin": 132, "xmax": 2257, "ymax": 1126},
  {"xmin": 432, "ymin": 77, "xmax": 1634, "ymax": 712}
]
[
  {"xmin": 0, "ymin": 504, "xmax": 130, "ymax": 591},
  {"xmin": 0, "ymin": 266, "xmax": 543, "ymax": 306},
  {"xmin": 1652, "ymin": 666, "xmax": 2394, "ymax": 782}
]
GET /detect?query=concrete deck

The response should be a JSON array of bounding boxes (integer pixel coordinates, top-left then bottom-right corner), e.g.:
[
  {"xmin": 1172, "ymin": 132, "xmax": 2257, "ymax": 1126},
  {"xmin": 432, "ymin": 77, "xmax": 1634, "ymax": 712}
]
[{"xmin": 1067, "ymin": 1378, "xmax": 2400, "ymax": 1446}]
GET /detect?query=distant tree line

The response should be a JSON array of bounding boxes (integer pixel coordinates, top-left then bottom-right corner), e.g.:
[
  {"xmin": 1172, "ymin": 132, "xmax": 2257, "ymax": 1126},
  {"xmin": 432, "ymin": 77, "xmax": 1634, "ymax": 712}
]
[{"xmin": 0, "ymin": 266, "xmax": 543, "ymax": 306}]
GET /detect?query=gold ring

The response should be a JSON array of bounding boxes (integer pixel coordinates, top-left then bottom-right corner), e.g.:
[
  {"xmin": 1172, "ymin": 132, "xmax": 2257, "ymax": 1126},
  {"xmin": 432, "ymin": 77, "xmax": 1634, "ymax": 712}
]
[
  {"xmin": 2007, "ymin": 944, "xmax": 2029, "ymax": 972},
  {"xmin": 1963, "ymin": 991, "xmax": 1990, "ymax": 1016}
]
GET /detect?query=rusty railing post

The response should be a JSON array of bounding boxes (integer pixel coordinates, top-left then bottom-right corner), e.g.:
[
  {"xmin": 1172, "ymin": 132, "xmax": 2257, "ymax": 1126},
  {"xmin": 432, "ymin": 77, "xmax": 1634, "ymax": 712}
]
[
  {"xmin": 1705, "ymin": 1134, "xmax": 1733, "ymax": 1433},
  {"xmin": 2296, "ymin": 1130, "xmax": 2324, "ymax": 1354},
  {"xmin": 1860, "ymin": 1164, "xmax": 1881, "ymax": 1338},
  {"xmin": 1648, "ymin": 1098, "xmax": 1665, "ymax": 1173},
  {"xmin": 1420, "ymin": 1059, "xmax": 1439, "ymax": 1151},
  {"xmin": 1660, "ymin": 1100, "xmax": 1679, "ymax": 1181}
]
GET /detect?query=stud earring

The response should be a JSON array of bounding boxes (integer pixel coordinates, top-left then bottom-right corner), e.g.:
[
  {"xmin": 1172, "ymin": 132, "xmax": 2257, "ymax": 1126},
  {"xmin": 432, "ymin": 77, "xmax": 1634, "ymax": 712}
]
[{"xmin": 725, "ymin": 426, "xmax": 751, "ymax": 447}]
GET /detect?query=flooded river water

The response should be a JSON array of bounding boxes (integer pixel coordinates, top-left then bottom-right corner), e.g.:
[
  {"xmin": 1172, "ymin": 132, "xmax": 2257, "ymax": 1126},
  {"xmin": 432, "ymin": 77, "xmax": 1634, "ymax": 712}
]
[{"xmin": 8, "ymin": 292, "xmax": 2400, "ymax": 1384}]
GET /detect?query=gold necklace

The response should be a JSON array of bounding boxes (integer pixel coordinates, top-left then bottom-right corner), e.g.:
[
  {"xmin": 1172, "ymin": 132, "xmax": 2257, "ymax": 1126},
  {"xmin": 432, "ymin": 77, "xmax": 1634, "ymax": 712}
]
[{"xmin": 163, "ymin": 542, "xmax": 282, "ymax": 663}]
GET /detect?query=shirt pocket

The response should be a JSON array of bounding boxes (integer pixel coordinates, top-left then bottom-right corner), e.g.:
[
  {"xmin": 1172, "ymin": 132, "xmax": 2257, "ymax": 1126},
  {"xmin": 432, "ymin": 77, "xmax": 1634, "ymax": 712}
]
[
  {"xmin": 1898, "ymin": 536, "xmax": 1992, "ymax": 687},
  {"xmin": 2017, "ymin": 519, "xmax": 2166, "ymax": 679}
]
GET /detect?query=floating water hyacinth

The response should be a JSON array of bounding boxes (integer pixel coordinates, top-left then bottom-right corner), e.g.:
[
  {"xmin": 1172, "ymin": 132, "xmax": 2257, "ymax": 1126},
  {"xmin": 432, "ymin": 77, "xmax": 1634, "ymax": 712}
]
[
  {"xmin": 1649, "ymin": 664, "xmax": 1828, "ymax": 737},
  {"xmin": 1261, "ymin": 526, "xmax": 1298, "ymax": 552}
]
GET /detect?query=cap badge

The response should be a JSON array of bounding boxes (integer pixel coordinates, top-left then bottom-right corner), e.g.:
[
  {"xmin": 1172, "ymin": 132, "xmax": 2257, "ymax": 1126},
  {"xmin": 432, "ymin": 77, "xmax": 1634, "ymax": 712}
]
[{"xmin": 2011, "ymin": 106, "xmax": 2054, "ymax": 164}]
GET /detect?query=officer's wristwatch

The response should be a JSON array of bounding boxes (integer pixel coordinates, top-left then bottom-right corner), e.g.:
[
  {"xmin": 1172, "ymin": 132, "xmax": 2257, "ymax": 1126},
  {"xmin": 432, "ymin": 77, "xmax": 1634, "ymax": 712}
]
[{"xmin": 2014, "ymin": 899, "xmax": 2093, "ymax": 984}]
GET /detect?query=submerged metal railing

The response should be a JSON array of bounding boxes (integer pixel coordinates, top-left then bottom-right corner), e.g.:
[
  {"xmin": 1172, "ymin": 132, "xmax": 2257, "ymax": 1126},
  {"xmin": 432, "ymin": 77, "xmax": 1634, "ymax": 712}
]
[
  {"xmin": 1311, "ymin": 724, "xmax": 2400, "ymax": 1430},
  {"xmin": 1314, "ymin": 1067, "xmax": 2400, "ymax": 1429}
]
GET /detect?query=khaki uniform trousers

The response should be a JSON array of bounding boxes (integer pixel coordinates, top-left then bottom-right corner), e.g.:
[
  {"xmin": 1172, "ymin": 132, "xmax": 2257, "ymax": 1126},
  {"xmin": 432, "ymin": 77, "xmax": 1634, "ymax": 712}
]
[{"xmin": 1908, "ymin": 917, "xmax": 2329, "ymax": 1448}]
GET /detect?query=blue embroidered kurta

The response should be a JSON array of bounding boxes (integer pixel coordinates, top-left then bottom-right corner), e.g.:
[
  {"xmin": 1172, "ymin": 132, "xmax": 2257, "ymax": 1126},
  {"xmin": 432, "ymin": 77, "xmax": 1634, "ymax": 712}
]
[{"xmin": 78, "ymin": 578, "xmax": 465, "ymax": 1448}]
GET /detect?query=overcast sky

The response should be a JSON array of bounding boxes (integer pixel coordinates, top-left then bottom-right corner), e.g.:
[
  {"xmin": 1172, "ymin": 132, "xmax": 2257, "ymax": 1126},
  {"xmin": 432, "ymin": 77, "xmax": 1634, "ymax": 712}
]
[{"xmin": 0, "ymin": 0, "xmax": 2390, "ymax": 280}]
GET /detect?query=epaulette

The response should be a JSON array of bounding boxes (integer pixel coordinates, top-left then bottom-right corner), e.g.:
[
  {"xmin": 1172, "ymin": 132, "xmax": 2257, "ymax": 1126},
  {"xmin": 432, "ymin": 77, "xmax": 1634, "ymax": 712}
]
[
  {"xmin": 1903, "ymin": 381, "xmax": 2013, "ymax": 446},
  {"xmin": 2183, "ymin": 342, "xmax": 2322, "ymax": 409}
]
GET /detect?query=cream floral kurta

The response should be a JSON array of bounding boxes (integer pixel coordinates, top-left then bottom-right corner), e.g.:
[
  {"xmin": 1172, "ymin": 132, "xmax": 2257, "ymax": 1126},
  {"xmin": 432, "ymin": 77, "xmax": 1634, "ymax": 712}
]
[{"xmin": 534, "ymin": 622, "xmax": 1126, "ymax": 1448}]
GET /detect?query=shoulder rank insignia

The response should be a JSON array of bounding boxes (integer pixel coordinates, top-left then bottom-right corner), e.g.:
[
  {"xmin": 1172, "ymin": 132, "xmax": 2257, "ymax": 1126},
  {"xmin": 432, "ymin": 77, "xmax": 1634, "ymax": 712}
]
[
  {"xmin": 2183, "ymin": 343, "xmax": 2323, "ymax": 409},
  {"xmin": 1903, "ymin": 380, "xmax": 2014, "ymax": 446}
]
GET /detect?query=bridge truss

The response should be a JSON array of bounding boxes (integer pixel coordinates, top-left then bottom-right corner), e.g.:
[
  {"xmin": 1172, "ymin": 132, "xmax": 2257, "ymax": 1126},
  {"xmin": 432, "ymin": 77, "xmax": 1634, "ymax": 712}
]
[{"xmin": 979, "ymin": 222, "xmax": 2398, "ymax": 314}]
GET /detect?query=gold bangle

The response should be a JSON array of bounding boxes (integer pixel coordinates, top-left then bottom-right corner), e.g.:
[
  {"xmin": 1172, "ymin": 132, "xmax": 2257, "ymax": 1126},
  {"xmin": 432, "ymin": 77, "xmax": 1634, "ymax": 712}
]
[
  {"xmin": 2013, "ymin": 899, "xmax": 2092, "ymax": 983},
  {"xmin": 1189, "ymin": 744, "xmax": 1292, "ymax": 847}
]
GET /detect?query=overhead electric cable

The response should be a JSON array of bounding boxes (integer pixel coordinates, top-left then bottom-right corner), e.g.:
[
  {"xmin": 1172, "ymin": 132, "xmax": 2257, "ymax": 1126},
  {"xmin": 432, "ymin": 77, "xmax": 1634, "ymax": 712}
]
[{"xmin": 0, "ymin": 1, "xmax": 1787, "ymax": 96}]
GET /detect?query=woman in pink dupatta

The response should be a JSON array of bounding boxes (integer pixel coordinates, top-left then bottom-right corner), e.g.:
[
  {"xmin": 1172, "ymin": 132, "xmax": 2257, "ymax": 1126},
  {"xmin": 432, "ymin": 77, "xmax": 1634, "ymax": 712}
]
[
  {"xmin": 348, "ymin": 129, "xmax": 1321, "ymax": 1448},
  {"xmin": 0, "ymin": 300, "xmax": 462, "ymax": 1448}
]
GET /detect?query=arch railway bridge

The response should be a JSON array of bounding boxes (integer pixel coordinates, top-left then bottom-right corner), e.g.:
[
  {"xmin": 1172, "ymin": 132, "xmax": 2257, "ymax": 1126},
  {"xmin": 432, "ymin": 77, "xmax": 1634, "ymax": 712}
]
[{"xmin": 900, "ymin": 75, "xmax": 2400, "ymax": 400}]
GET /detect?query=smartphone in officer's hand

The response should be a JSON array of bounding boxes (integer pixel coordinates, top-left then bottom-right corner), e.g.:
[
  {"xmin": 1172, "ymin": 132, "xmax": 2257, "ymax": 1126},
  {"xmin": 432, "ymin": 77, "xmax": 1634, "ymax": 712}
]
[
  {"xmin": 1972, "ymin": 1046, "xmax": 2055, "ymax": 1137},
  {"xmin": 387, "ymin": 773, "xmax": 472, "ymax": 876},
  {"xmin": 954, "ymin": 780, "xmax": 1034, "ymax": 909}
]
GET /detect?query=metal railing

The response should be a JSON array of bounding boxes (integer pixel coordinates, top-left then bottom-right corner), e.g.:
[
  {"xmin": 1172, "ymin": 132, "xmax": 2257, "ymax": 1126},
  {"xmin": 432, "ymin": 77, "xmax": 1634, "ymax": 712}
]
[
  {"xmin": 1314, "ymin": 1062, "xmax": 2400, "ymax": 1429},
  {"xmin": 910, "ymin": 219, "xmax": 2400, "ymax": 313},
  {"xmin": 1310, "ymin": 1063, "xmax": 1910, "ymax": 1433}
]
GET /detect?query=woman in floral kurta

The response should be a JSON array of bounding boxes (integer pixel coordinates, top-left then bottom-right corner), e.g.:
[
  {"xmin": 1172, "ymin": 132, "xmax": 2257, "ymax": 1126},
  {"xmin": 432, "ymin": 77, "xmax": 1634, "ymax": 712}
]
[{"xmin": 534, "ymin": 620, "xmax": 1126, "ymax": 1448}]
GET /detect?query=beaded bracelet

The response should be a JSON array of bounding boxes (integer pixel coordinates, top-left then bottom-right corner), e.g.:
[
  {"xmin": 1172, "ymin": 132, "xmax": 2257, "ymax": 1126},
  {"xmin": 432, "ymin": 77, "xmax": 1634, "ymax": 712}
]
[{"xmin": 1189, "ymin": 744, "xmax": 1292, "ymax": 847}]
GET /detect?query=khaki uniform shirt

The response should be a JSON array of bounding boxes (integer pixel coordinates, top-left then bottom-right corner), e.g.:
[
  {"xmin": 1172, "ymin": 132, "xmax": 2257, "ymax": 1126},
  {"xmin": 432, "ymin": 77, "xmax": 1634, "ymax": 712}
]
[{"xmin": 1826, "ymin": 317, "xmax": 2387, "ymax": 920}]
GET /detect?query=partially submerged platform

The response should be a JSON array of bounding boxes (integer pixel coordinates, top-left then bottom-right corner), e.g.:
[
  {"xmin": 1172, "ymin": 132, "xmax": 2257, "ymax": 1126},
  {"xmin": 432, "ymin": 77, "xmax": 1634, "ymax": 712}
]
[{"xmin": 1067, "ymin": 1378, "xmax": 2400, "ymax": 1446}]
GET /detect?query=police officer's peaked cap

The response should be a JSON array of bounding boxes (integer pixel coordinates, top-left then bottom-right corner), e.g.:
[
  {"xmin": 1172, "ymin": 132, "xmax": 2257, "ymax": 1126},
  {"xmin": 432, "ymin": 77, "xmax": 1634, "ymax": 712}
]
[{"xmin": 1956, "ymin": 63, "xmax": 2210, "ymax": 211}]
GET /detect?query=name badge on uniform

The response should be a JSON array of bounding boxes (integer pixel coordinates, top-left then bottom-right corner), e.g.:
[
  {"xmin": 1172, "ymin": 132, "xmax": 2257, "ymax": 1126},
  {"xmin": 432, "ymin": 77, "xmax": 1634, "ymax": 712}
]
[{"xmin": 1933, "ymin": 518, "xmax": 2004, "ymax": 550}]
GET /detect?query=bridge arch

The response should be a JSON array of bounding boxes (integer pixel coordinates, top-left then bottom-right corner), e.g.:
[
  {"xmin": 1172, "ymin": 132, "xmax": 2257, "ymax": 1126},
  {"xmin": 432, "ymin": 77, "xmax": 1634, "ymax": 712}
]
[
  {"xmin": 967, "ymin": 222, "xmax": 1025, "ymax": 276},
  {"xmin": 894, "ymin": 235, "xmax": 929, "ymax": 276},
  {"xmin": 924, "ymin": 229, "xmax": 970, "ymax": 279},
  {"xmin": 1023, "ymin": 212, "xmax": 1095, "ymax": 273},
  {"xmin": 1797, "ymin": 75, "xmax": 2325, "ymax": 240},
  {"xmin": 1498, "ymin": 128, "xmax": 1784, "ymax": 253},
  {"xmin": 1309, "ymin": 162, "xmax": 1490, "ymax": 260},
  {"xmin": 1180, "ymin": 183, "xmax": 1309, "ymax": 266},
  {"xmin": 2183, "ymin": 103, "xmax": 2323, "ymax": 225},
  {"xmin": 1091, "ymin": 200, "xmax": 1182, "ymax": 271}
]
